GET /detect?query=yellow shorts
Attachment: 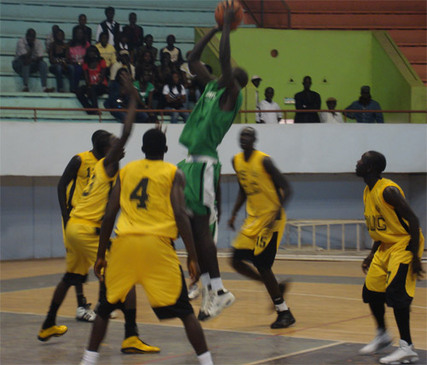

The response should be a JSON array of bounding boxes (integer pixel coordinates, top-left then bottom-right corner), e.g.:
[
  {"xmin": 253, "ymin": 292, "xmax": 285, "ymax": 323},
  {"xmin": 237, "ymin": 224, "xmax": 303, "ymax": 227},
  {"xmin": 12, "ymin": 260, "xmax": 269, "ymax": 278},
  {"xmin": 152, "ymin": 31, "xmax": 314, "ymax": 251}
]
[
  {"xmin": 65, "ymin": 217, "xmax": 99, "ymax": 276},
  {"xmin": 105, "ymin": 234, "xmax": 193, "ymax": 319},
  {"xmin": 365, "ymin": 233, "xmax": 424, "ymax": 305}
]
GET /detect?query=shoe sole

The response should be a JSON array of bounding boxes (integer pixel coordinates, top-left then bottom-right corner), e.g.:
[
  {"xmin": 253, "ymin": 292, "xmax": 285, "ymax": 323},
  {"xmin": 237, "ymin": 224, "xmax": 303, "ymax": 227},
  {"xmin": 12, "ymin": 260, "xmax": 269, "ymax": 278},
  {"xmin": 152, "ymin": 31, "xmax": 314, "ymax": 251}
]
[
  {"xmin": 380, "ymin": 357, "xmax": 419, "ymax": 365},
  {"xmin": 121, "ymin": 347, "xmax": 160, "ymax": 354},
  {"xmin": 200, "ymin": 295, "xmax": 236, "ymax": 322},
  {"xmin": 270, "ymin": 318, "xmax": 296, "ymax": 329},
  {"xmin": 37, "ymin": 328, "xmax": 68, "ymax": 342}
]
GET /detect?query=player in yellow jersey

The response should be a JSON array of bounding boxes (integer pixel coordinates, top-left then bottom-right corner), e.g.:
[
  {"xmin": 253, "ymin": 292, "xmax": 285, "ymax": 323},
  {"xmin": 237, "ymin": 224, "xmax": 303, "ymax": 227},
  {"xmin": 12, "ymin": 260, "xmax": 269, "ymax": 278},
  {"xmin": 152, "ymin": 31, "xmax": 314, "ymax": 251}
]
[
  {"xmin": 57, "ymin": 129, "xmax": 112, "ymax": 322},
  {"xmin": 227, "ymin": 127, "xmax": 295, "ymax": 329},
  {"xmin": 356, "ymin": 151, "xmax": 424, "ymax": 364},
  {"xmin": 80, "ymin": 128, "xmax": 214, "ymax": 365}
]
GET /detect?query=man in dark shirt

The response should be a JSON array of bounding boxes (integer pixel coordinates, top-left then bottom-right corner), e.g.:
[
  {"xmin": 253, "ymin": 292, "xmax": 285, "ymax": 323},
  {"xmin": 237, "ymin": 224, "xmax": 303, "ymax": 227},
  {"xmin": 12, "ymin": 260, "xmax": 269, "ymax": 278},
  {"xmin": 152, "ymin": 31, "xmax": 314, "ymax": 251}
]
[
  {"xmin": 345, "ymin": 86, "xmax": 384, "ymax": 123},
  {"xmin": 73, "ymin": 14, "xmax": 92, "ymax": 44},
  {"xmin": 294, "ymin": 76, "xmax": 321, "ymax": 123},
  {"xmin": 122, "ymin": 12, "xmax": 144, "ymax": 54}
]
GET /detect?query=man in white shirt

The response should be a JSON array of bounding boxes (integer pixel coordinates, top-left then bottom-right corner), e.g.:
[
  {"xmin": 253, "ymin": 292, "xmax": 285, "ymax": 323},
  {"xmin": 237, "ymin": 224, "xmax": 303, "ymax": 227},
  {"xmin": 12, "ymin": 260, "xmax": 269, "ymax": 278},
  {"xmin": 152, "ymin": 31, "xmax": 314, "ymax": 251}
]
[
  {"xmin": 319, "ymin": 97, "xmax": 344, "ymax": 124},
  {"xmin": 96, "ymin": 7, "xmax": 121, "ymax": 47},
  {"xmin": 257, "ymin": 87, "xmax": 283, "ymax": 124}
]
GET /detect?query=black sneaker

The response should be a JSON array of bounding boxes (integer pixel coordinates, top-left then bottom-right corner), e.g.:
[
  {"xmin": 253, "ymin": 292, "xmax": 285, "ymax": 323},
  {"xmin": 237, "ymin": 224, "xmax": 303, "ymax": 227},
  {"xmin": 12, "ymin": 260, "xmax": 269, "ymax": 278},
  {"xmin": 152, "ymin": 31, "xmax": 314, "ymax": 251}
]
[{"xmin": 270, "ymin": 309, "xmax": 296, "ymax": 329}]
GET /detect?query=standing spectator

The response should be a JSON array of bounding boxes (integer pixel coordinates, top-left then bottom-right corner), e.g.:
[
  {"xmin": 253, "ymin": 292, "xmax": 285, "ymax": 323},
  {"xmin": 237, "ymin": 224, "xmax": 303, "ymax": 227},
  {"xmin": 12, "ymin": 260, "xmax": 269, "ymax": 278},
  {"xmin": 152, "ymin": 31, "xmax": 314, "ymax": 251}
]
[
  {"xmin": 76, "ymin": 46, "xmax": 108, "ymax": 114},
  {"xmin": 137, "ymin": 34, "xmax": 158, "ymax": 63},
  {"xmin": 110, "ymin": 50, "xmax": 135, "ymax": 81},
  {"xmin": 96, "ymin": 6, "xmax": 121, "ymax": 47},
  {"xmin": 257, "ymin": 87, "xmax": 283, "ymax": 124},
  {"xmin": 319, "ymin": 97, "xmax": 344, "ymax": 123},
  {"xmin": 243, "ymin": 75, "xmax": 262, "ymax": 123},
  {"xmin": 45, "ymin": 25, "xmax": 60, "ymax": 53},
  {"xmin": 345, "ymin": 86, "xmax": 384, "ymax": 123},
  {"xmin": 160, "ymin": 35, "xmax": 183, "ymax": 67},
  {"xmin": 73, "ymin": 14, "xmax": 92, "ymax": 44},
  {"xmin": 294, "ymin": 76, "xmax": 321, "ymax": 123},
  {"xmin": 49, "ymin": 29, "xmax": 74, "ymax": 93},
  {"xmin": 68, "ymin": 27, "xmax": 90, "ymax": 92},
  {"xmin": 163, "ymin": 71, "xmax": 188, "ymax": 123},
  {"xmin": 12, "ymin": 28, "xmax": 54, "ymax": 92},
  {"xmin": 122, "ymin": 12, "xmax": 144, "ymax": 55},
  {"xmin": 95, "ymin": 32, "xmax": 116, "ymax": 71}
]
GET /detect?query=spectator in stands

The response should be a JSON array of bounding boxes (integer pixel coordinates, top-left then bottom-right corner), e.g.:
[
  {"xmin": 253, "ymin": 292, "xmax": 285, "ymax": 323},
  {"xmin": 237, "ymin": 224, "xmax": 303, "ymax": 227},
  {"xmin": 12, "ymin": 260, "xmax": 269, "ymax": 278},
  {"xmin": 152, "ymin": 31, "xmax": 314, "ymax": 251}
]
[
  {"xmin": 73, "ymin": 14, "xmax": 92, "ymax": 44},
  {"xmin": 96, "ymin": 6, "xmax": 121, "ymax": 47},
  {"xmin": 137, "ymin": 34, "xmax": 158, "ymax": 63},
  {"xmin": 12, "ymin": 28, "xmax": 54, "ymax": 92},
  {"xmin": 294, "ymin": 76, "xmax": 321, "ymax": 123},
  {"xmin": 155, "ymin": 52, "xmax": 176, "ymax": 109},
  {"xmin": 345, "ymin": 86, "xmax": 384, "ymax": 123},
  {"xmin": 68, "ymin": 26, "xmax": 90, "ymax": 92},
  {"xmin": 104, "ymin": 68, "xmax": 148, "ymax": 123},
  {"xmin": 180, "ymin": 51, "xmax": 203, "ymax": 110},
  {"xmin": 95, "ymin": 32, "xmax": 116, "ymax": 73},
  {"xmin": 319, "ymin": 97, "xmax": 344, "ymax": 123},
  {"xmin": 110, "ymin": 50, "xmax": 135, "ymax": 81},
  {"xmin": 115, "ymin": 32, "xmax": 130, "ymax": 54},
  {"xmin": 257, "ymin": 87, "xmax": 283, "ymax": 124},
  {"xmin": 45, "ymin": 25, "xmax": 60, "ymax": 53},
  {"xmin": 160, "ymin": 35, "xmax": 184, "ymax": 67},
  {"xmin": 163, "ymin": 71, "xmax": 188, "ymax": 123},
  {"xmin": 133, "ymin": 68, "xmax": 156, "ymax": 122},
  {"xmin": 49, "ymin": 29, "xmax": 74, "ymax": 93},
  {"xmin": 122, "ymin": 12, "xmax": 144, "ymax": 56},
  {"xmin": 76, "ymin": 46, "xmax": 108, "ymax": 114},
  {"xmin": 243, "ymin": 75, "xmax": 262, "ymax": 123},
  {"xmin": 135, "ymin": 50, "xmax": 157, "ymax": 81}
]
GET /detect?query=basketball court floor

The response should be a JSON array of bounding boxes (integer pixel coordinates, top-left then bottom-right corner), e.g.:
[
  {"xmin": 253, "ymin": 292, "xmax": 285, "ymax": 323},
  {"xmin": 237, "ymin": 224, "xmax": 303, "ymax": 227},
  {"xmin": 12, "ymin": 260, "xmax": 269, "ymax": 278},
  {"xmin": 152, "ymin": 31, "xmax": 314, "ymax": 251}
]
[{"xmin": 1, "ymin": 256, "xmax": 426, "ymax": 364}]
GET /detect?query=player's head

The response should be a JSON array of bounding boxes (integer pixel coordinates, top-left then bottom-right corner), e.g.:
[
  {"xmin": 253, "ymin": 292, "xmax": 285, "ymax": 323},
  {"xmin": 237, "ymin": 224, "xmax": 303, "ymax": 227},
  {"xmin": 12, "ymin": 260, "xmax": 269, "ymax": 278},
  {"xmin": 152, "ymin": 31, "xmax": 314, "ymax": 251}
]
[
  {"xmin": 239, "ymin": 127, "xmax": 256, "ymax": 151},
  {"xmin": 356, "ymin": 150, "xmax": 386, "ymax": 177},
  {"xmin": 92, "ymin": 130, "xmax": 113, "ymax": 157},
  {"xmin": 141, "ymin": 128, "xmax": 168, "ymax": 159},
  {"xmin": 232, "ymin": 67, "xmax": 248, "ymax": 89}
]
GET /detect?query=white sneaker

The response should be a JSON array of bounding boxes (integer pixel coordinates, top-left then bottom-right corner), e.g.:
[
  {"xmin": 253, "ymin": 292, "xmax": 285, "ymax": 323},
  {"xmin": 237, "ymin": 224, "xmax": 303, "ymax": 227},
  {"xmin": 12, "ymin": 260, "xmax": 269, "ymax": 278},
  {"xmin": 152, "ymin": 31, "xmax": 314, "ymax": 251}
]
[
  {"xmin": 204, "ymin": 289, "xmax": 235, "ymax": 320},
  {"xmin": 379, "ymin": 340, "xmax": 419, "ymax": 364},
  {"xmin": 188, "ymin": 284, "xmax": 200, "ymax": 300},
  {"xmin": 76, "ymin": 305, "xmax": 96, "ymax": 322},
  {"xmin": 359, "ymin": 329, "xmax": 392, "ymax": 355},
  {"xmin": 109, "ymin": 310, "xmax": 118, "ymax": 319},
  {"xmin": 197, "ymin": 287, "xmax": 211, "ymax": 321}
]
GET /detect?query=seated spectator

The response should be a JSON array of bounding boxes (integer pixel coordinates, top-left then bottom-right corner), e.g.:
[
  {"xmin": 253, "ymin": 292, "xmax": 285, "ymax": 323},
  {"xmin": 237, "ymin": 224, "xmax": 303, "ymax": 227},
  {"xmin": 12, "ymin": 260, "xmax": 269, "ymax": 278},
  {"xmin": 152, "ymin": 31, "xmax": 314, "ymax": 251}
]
[
  {"xmin": 160, "ymin": 34, "xmax": 183, "ymax": 66},
  {"xmin": 257, "ymin": 87, "xmax": 283, "ymax": 124},
  {"xmin": 73, "ymin": 14, "xmax": 92, "ymax": 44},
  {"xmin": 180, "ymin": 51, "xmax": 202, "ymax": 110},
  {"xmin": 319, "ymin": 97, "xmax": 344, "ymax": 123},
  {"xmin": 137, "ymin": 34, "xmax": 158, "ymax": 63},
  {"xmin": 155, "ymin": 52, "xmax": 175, "ymax": 108},
  {"xmin": 345, "ymin": 86, "xmax": 384, "ymax": 123},
  {"xmin": 49, "ymin": 29, "xmax": 74, "ymax": 93},
  {"xmin": 133, "ymin": 68, "xmax": 156, "ymax": 122},
  {"xmin": 68, "ymin": 26, "xmax": 90, "ymax": 92},
  {"xmin": 75, "ymin": 46, "xmax": 108, "ymax": 114},
  {"xmin": 104, "ymin": 68, "xmax": 148, "ymax": 123},
  {"xmin": 110, "ymin": 50, "xmax": 135, "ymax": 81},
  {"xmin": 294, "ymin": 76, "xmax": 321, "ymax": 123},
  {"xmin": 45, "ymin": 25, "xmax": 60, "ymax": 53},
  {"xmin": 135, "ymin": 49, "xmax": 157, "ymax": 81},
  {"xmin": 12, "ymin": 28, "xmax": 54, "ymax": 92},
  {"xmin": 95, "ymin": 32, "xmax": 116, "ymax": 70},
  {"xmin": 162, "ymin": 71, "xmax": 188, "ymax": 123},
  {"xmin": 96, "ymin": 6, "xmax": 121, "ymax": 47},
  {"xmin": 122, "ymin": 12, "xmax": 144, "ymax": 56}
]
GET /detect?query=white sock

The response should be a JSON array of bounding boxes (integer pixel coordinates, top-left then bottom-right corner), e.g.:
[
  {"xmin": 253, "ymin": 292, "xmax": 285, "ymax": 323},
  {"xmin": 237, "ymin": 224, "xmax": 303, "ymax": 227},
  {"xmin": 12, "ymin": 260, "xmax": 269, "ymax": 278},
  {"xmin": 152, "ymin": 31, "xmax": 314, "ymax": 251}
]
[
  {"xmin": 210, "ymin": 278, "xmax": 224, "ymax": 292},
  {"xmin": 275, "ymin": 301, "xmax": 289, "ymax": 312},
  {"xmin": 198, "ymin": 351, "xmax": 214, "ymax": 365},
  {"xmin": 200, "ymin": 273, "xmax": 211, "ymax": 289},
  {"xmin": 80, "ymin": 350, "xmax": 99, "ymax": 365}
]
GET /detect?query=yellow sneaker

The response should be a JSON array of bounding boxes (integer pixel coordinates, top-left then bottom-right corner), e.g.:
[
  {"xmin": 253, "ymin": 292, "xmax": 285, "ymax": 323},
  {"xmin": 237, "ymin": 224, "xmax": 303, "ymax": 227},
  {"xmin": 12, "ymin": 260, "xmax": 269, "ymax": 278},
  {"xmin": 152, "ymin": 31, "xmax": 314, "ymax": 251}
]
[
  {"xmin": 37, "ymin": 325, "xmax": 68, "ymax": 342},
  {"xmin": 121, "ymin": 336, "xmax": 160, "ymax": 354}
]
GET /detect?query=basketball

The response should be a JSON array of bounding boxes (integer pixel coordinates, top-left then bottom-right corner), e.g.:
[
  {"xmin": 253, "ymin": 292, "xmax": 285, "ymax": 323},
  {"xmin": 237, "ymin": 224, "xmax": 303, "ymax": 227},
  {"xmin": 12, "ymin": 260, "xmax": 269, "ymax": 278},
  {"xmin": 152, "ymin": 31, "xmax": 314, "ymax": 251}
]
[{"xmin": 215, "ymin": 0, "xmax": 244, "ymax": 30}]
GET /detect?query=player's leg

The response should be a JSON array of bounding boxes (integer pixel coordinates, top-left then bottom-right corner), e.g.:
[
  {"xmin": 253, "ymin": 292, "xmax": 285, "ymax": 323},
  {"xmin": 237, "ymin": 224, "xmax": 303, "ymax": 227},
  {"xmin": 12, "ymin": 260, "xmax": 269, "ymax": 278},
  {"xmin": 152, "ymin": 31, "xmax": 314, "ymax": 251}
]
[
  {"xmin": 181, "ymin": 313, "xmax": 213, "ymax": 365},
  {"xmin": 230, "ymin": 229, "xmax": 262, "ymax": 281}
]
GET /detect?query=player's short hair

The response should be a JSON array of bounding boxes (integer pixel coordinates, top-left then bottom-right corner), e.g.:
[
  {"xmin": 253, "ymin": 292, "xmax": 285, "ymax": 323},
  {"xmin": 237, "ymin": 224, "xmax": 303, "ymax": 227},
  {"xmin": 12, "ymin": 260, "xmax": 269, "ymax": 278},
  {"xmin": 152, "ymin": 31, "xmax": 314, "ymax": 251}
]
[
  {"xmin": 366, "ymin": 150, "xmax": 386, "ymax": 173},
  {"xmin": 241, "ymin": 126, "xmax": 256, "ymax": 138},
  {"xmin": 92, "ymin": 130, "xmax": 112, "ymax": 153},
  {"xmin": 142, "ymin": 129, "xmax": 167, "ymax": 156}
]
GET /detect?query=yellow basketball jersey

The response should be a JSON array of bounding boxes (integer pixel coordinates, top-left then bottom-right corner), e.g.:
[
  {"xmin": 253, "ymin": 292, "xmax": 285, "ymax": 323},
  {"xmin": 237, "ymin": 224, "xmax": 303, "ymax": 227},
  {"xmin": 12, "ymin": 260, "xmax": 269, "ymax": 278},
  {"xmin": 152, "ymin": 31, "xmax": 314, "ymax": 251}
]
[
  {"xmin": 66, "ymin": 150, "xmax": 99, "ymax": 211},
  {"xmin": 233, "ymin": 150, "xmax": 282, "ymax": 217},
  {"xmin": 363, "ymin": 178, "xmax": 411, "ymax": 244},
  {"xmin": 115, "ymin": 159, "xmax": 178, "ymax": 238},
  {"xmin": 70, "ymin": 158, "xmax": 117, "ymax": 226}
]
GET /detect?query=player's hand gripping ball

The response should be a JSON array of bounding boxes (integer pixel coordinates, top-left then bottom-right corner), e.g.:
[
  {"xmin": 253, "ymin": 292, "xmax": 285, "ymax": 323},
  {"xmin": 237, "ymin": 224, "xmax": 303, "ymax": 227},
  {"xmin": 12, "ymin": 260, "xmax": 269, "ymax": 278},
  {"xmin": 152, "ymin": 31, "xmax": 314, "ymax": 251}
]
[{"xmin": 215, "ymin": 0, "xmax": 244, "ymax": 30}]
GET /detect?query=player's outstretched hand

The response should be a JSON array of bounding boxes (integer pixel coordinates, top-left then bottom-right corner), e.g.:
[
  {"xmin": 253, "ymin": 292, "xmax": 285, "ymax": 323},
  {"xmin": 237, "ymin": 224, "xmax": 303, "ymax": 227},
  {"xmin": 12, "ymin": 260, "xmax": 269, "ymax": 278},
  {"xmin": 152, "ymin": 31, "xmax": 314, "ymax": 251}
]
[
  {"xmin": 223, "ymin": 0, "xmax": 237, "ymax": 25},
  {"xmin": 362, "ymin": 253, "xmax": 374, "ymax": 274},
  {"xmin": 94, "ymin": 257, "xmax": 107, "ymax": 282},
  {"xmin": 187, "ymin": 256, "xmax": 200, "ymax": 282},
  {"xmin": 411, "ymin": 256, "xmax": 425, "ymax": 279}
]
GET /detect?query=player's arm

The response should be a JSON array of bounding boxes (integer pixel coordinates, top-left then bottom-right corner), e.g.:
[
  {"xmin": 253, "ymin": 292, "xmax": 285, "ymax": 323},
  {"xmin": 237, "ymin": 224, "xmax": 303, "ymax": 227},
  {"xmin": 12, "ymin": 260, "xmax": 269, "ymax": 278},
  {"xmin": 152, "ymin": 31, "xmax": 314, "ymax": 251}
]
[
  {"xmin": 362, "ymin": 240, "xmax": 381, "ymax": 274},
  {"xmin": 95, "ymin": 176, "xmax": 121, "ymax": 281},
  {"xmin": 383, "ymin": 186, "xmax": 424, "ymax": 278},
  {"xmin": 228, "ymin": 157, "xmax": 247, "ymax": 230},
  {"xmin": 188, "ymin": 28, "xmax": 218, "ymax": 86},
  {"xmin": 57, "ymin": 155, "xmax": 82, "ymax": 227},
  {"xmin": 170, "ymin": 169, "xmax": 200, "ymax": 282},
  {"xmin": 263, "ymin": 156, "xmax": 292, "ymax": 206}
]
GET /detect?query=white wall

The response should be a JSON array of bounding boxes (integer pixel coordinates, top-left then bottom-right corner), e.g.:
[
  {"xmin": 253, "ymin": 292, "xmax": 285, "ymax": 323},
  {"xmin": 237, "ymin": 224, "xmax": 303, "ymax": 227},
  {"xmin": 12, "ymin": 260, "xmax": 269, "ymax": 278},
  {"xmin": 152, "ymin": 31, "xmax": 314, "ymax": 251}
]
[{"xmin": 1, "ymin": 122, "xmax": 426, "ymax": 175}]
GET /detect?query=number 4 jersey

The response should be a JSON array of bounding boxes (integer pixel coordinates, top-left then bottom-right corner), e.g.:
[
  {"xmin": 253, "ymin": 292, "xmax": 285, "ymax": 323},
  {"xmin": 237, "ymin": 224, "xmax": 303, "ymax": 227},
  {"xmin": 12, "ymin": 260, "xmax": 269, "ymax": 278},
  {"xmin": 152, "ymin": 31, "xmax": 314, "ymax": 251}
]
[{"xmin": 115, "ymin": 159, "xmax": 179, "ymax": 239}]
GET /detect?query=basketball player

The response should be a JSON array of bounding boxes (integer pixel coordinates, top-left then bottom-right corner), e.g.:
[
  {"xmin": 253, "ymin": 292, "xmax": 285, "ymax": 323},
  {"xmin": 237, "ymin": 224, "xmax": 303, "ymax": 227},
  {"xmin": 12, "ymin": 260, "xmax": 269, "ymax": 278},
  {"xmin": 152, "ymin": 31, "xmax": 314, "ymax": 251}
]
[
  {"xmin": 356, "ymin": 151, "xmax": 424, "ymax": 364},
  {"xmin": 80, "ymin": 128, "xmax": 214, "ymax": 365},
  {"xmin": 39, "ymin": 74, "xmax": 159, "ymax": 354},
  {"xmin": 227, "ymin": 127, "xmax": 295, "ymax": 328},
  {"xmin": 57, "ymin": 129, "xmax": 112, "ymax": 322},
  {"xmin": 178, "ymin": 1, "xmax": 248, "ymax": 321}
]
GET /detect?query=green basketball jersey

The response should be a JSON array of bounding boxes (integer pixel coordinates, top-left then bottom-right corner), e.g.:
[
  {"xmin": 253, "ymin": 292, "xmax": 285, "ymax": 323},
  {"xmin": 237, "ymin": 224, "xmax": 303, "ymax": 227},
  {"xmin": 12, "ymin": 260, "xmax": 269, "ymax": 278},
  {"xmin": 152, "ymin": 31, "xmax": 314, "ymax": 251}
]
[{"xmin": 179, "ymin": 80, "xmax": 242, "ymax": 159}]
